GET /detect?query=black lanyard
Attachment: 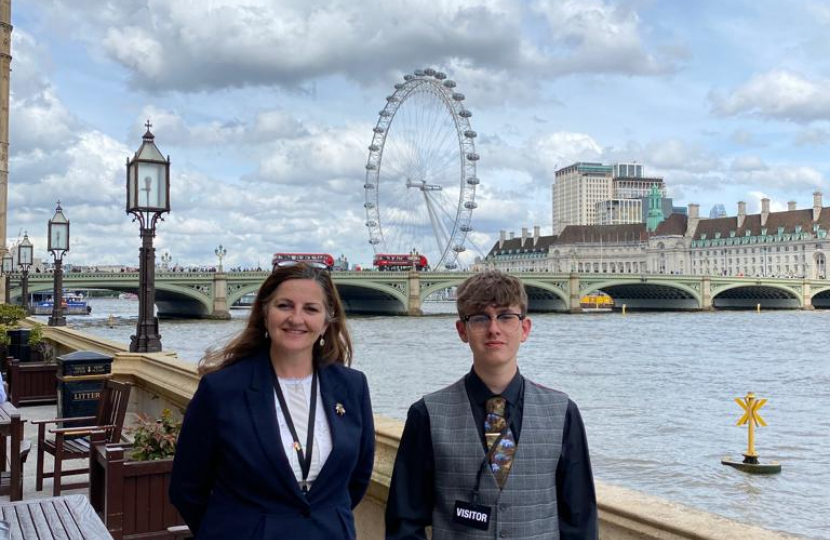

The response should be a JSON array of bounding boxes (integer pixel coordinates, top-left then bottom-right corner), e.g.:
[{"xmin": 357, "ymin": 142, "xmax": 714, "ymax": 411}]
[{"xmin": 272, "ymin": 369, "xmax": 318, "ymax": 494}]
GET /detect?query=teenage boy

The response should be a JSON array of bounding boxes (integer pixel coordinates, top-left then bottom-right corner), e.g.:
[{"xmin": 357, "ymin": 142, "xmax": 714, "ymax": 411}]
[{"xmin": 386, "ymin": 270, "xmax": 598, "ymax": 539}]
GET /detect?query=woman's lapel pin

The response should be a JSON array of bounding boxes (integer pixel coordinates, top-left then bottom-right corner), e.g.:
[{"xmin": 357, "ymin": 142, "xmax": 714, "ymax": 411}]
[{"xmin": 335, "ymin": 403, "xmax": 346, "ymax": 416}]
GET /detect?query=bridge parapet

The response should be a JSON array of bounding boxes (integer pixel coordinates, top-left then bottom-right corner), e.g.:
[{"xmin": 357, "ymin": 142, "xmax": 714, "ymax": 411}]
[{"xmin": 8, "ymin": 271, "xmax": 830, "ymax": 315}]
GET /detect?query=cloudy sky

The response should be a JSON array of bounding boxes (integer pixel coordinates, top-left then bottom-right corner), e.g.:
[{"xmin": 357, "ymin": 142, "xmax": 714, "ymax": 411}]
[{"xmin": 8, "ymin": 0, "xmax": 830, "ymax": 269}]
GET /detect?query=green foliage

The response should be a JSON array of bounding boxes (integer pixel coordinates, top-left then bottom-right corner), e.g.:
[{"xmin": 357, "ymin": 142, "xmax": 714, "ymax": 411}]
[
  {"xmin": 128, "ymin": 408, "xmax": 181, "ymax": 461},
  {"xmin": 0, "ymin": 324, "xmax": 10, "ymax": 347},
  {"xmin": 0, "ymin": 304, "xmax": 26, "ymax": 325},
  {"xmin": 28, "ymin": 323, "xmax": 44, "ymax": 346}
]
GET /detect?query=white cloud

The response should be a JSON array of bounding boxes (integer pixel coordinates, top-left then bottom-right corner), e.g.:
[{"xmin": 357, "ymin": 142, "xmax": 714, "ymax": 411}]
[
  {"xmin": 44, "ymin": 0, "xmax": 674, "ymax": 95},
  {"xmin": 710, "ymin": 70, "xmax": 830, "ymax": 123},
  {"xmin": 794, "ymin": 127, "xmax": 830, "ymax": 147},
  {"xmin": 731, "ymin": 155, "xmax": 768, "ymax": 172},
  {"xmin": 643, "ymin": 139, "xmax": 721, "ymax": 173},
  {"xmin": 530, "ymin": 0, "xmax": 676, "ymax": 76}
]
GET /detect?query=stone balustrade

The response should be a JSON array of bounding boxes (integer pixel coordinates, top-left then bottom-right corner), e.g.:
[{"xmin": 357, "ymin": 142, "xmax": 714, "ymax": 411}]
[{"xmin": 32, "ymin": 322, "xmax": 798, "ymax": 540}]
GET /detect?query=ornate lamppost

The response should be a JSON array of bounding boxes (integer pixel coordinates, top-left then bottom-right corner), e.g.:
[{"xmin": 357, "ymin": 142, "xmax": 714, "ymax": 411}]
[
  {"xmin": 47, "ymin": 201, "xmax": 70, "ymax": 326},
  {"xmin": 1, "ymin": 252, "xmax": 12, "ymax": 304},
  {"xmin": 160, "ymin": 251, "xmax": 172, "ymax": 271},
  {"xmin": 17, "ymin": 233, "xmax": 33, "ymax": 313},
  {"xmin": 215, "ymin": 244, "xmax": 227, "ymax": 272},
  {"xmin": 126, "ymin": 121, "xmax": 170, "ymax": 352}
]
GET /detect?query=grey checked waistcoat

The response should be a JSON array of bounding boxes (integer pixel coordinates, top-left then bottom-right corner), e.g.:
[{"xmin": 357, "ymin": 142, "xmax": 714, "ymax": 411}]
[{"xmin": 424, "ymin": 377, "xmax": 569, "ymax": 540}]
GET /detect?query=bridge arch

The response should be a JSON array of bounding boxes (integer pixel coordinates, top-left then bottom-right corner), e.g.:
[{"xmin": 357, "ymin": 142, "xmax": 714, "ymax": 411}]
[
  {"xmin": 582, "ymin": 278, "xmax": 702, "ymax": 310},
  {"xmin": 227, "ymin": 277, "xmax": 411, "ymax": 316},
  {"xmin": 335, "ymin": 278, "xmax": 409, "ymax": 315},
  {"xmin": 17, "ymin": 277, "xmax": 216, "ymax": 318},
  {"xmin": 810, "ymin": 283, "xmax": 830, "ymax": 308},
  {"xmin": 419, "ymin": 278, "xmax": 467, "ymax": 303},
  {"xmin": 711, "ymin": 282, "xmax": 802, "ymax": 309},
  {"xmin": 520, "ymin": 280, "xmax": 570, "ymax": 312}
]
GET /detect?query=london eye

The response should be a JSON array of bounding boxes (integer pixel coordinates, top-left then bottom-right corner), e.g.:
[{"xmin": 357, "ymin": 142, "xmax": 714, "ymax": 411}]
[{"xmin": 363, "ymin": 68, "xmax": 479, "ymax": 270}]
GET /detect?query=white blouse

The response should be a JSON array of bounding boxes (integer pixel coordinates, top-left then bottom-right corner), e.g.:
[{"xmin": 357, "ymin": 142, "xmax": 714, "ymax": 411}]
[{"xmin": 273, "ymin": 374, "xmax": 333, "ymax": 489}]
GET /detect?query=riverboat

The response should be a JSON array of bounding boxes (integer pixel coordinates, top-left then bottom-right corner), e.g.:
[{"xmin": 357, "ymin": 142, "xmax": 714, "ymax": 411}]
[
  {"xmin": 580, "ymin": 293, "xmax": 614, "ymax": 311},
  {"xmin": 31, "ymin": 292, "xmax": 92, "ymax": 316}
]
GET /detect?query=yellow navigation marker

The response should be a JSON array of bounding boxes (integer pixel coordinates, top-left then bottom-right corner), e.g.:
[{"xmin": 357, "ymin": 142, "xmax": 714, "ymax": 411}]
[{"xmin": 722, "ymin": 392, "xmax": 781, "ymax": 474}]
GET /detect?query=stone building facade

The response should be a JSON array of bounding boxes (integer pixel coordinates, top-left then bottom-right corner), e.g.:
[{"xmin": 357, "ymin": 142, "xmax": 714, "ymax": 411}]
[{"xmin": 484, "ymin": 193, "xmax": 830, "ymax": 280}]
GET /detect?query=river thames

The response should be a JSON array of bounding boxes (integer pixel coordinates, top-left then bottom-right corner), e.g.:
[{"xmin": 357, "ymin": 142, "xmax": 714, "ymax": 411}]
[{"xmin": 38, "ymin": 298, "xmax": 830, "ymax": 539}]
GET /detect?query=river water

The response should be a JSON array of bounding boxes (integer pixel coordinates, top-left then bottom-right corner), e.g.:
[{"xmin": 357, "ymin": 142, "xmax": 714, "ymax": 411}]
[{"xmin": 35, "ymin": 298, "xmax": 830, "ymax": 539}]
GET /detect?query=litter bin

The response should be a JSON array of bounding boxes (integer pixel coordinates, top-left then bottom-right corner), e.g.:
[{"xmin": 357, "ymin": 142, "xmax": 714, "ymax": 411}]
[
  {"xmin": 7, "ymin": 329, "xmax": 31, "ymax": 362},
  {"xmin": 56, "ymin": 351, "xmax": 113, "ymax": 422}
]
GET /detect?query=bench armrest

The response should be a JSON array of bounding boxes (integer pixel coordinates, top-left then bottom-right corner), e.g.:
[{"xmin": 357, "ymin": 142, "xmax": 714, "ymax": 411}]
[
  {"xmin": 50, "ymin": 424, "xmax": 116, "ymax": 437},
  {"xmin": 32, "ymin": 416, "xmax": 96, "ymax": 426}
]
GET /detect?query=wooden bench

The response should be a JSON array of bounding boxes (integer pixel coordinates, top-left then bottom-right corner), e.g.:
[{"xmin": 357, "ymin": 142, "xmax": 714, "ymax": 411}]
[{"xmin": 0, "ymin": 494, "xmax": 113, "ymax": 539}]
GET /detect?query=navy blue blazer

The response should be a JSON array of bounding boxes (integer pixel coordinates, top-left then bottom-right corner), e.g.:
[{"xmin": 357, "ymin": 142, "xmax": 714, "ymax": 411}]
[{"xmin": 170, "ymin": 350, "xmax": 375, "ymax": 540}]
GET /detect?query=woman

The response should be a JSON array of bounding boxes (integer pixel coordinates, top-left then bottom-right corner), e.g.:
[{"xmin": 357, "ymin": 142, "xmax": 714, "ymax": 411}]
[{"xmin": 170, "ymin": 263, "xmax": 375, "ymax": 539}]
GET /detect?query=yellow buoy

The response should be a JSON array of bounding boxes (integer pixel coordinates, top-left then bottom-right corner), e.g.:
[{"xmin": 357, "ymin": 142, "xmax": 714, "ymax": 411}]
[{"xmin": 721, "ymin": 392, "xmax": 781, "ymax": 474}]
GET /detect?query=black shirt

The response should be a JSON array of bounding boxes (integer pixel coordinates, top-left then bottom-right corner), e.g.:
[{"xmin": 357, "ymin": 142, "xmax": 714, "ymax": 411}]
[{"xmin": 385, "ymin": 368, "xmax": 598, "ymax": 540}]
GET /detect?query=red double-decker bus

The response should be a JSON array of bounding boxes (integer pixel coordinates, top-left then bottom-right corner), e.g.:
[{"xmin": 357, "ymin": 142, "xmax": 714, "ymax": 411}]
[
  {"xmin": 272, "ymin": 253, "xmax": 335, "ymax": 270},
  {"xmin": 373, "ymin": 253, "xmax": 429, "ymax": 271}
]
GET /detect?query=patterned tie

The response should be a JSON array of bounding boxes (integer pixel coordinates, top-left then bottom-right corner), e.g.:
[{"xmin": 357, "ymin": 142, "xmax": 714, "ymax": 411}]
[{"xmin": 484, "ymin": 396, "xmax": 517, "ymax": 489}]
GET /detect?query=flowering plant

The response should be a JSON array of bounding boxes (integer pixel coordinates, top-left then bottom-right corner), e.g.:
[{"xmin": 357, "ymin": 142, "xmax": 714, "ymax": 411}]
[{"xmin": 128, "ymin": 408, "xmax": 181, "ymax": 461}]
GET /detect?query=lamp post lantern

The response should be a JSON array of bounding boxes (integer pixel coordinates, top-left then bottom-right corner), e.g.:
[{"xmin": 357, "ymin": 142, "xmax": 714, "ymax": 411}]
[
  {"xmin": 126, "ymin": 121, "xmax": 170, "ymax": 352},
  {"xmin": 47, "ymin": 201, "xmax": 70, "ymax": 326},
  {"xmin": 160, "ymin": 251, "xmax": 172, "ymax": 271},
  {"xmin": 1, "ymin": 252, "xmax": 12, "ymax": 304},
  {"xmin": 17, "ymin": 232, "xmax": 33, "ymax": 313},
  {"xmin": 215, "ymin": 244, "xmax": 227, "ymax": 272}
]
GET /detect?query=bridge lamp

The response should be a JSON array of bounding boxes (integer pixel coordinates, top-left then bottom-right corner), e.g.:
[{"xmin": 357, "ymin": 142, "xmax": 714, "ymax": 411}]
[
  {"xmin": 47, "ymin": 201, "xmax": 70, "ymax": 326},
  {"xmin": 1, "ymin": 251, "xmax": 12, "ymax": 304},
  {"xmin": 17, "ymin": 232, "xmax": 33, "ymax": 313},
  {"xmin": 126, "ymin": 120, "xmax": 170, "ymax": 353},
  {"xmin": 215, "ymin": 244, "xmax": 227, "ymax": 272}
]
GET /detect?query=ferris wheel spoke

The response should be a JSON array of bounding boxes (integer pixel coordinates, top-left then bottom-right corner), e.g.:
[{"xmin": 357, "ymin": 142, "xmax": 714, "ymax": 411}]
[{"xmin": 422, "ymin": 191, "xmax": 451, "ymax": 256}]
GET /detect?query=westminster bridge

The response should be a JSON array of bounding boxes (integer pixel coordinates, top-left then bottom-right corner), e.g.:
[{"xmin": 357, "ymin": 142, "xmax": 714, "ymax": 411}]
[{"xmin": 9, "ymin": 270, "xmax": 830, "ymax": 318}]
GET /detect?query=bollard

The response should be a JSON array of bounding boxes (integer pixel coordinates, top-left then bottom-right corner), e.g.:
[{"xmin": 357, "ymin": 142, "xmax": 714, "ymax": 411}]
[
  {"xmin": 756, "ymin": 303, "xmax": 761, "ymax": 313},
  {"xmin": 622, "ymin": 304, "xmax": 627, "ymax": 315},
  {"xmin": 721, "ymin": 392, "xmax": 781, "ymax": 474}
]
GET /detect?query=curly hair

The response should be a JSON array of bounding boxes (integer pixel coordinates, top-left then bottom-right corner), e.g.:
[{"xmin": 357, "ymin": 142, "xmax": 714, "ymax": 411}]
[
  {"xmin": 455, "ymin": 270, "xmax": 528, "ymax": 318},
  {"xmin": 198, "ymin": 263, "xmax": 352, "ymax": 375}
]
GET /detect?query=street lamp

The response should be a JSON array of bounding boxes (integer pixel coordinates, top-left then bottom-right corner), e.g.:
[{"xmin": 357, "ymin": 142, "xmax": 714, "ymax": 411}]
[
  {"xmin": 126, "ymin": 121, "xmax": 170, "ymax": 352},
  {"xmin": 47, "ymin": 201, "xmax": 70, "ymax": 326},
  {"xmin": 160, "ymin": 251, "xmax": 172, "ymax": 271},
  {"xmin": 17, "ymin": 232, "xmax": 33, "ymax": 313},
  {"xmin": 1, "ymin": 252, "xmax": 12, "ymax": 304},
  {"xmin": 215, "ymin": 244, "xmax": 227, "ymax": 272}
]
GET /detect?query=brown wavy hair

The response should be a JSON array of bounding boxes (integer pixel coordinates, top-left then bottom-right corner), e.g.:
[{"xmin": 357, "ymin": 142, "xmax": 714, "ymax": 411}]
[
  {"xmin": 198, "ymin": 263, "xmax": 352, "ymax": 375},
  {"xmin": 456, "ymin": 270, "xmax": 528, "ymax": 318}
]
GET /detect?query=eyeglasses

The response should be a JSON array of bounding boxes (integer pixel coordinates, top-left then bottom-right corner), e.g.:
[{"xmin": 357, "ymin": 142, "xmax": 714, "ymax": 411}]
[{"xmin": 463, "ymin": 312, "xmax": 525, "ymax": 333}]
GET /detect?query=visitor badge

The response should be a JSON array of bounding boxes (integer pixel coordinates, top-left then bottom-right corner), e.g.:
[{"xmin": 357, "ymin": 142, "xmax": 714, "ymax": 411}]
[{"xmin": 452, "ymin": 500, "xmax": 491, "ymax": 531}]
